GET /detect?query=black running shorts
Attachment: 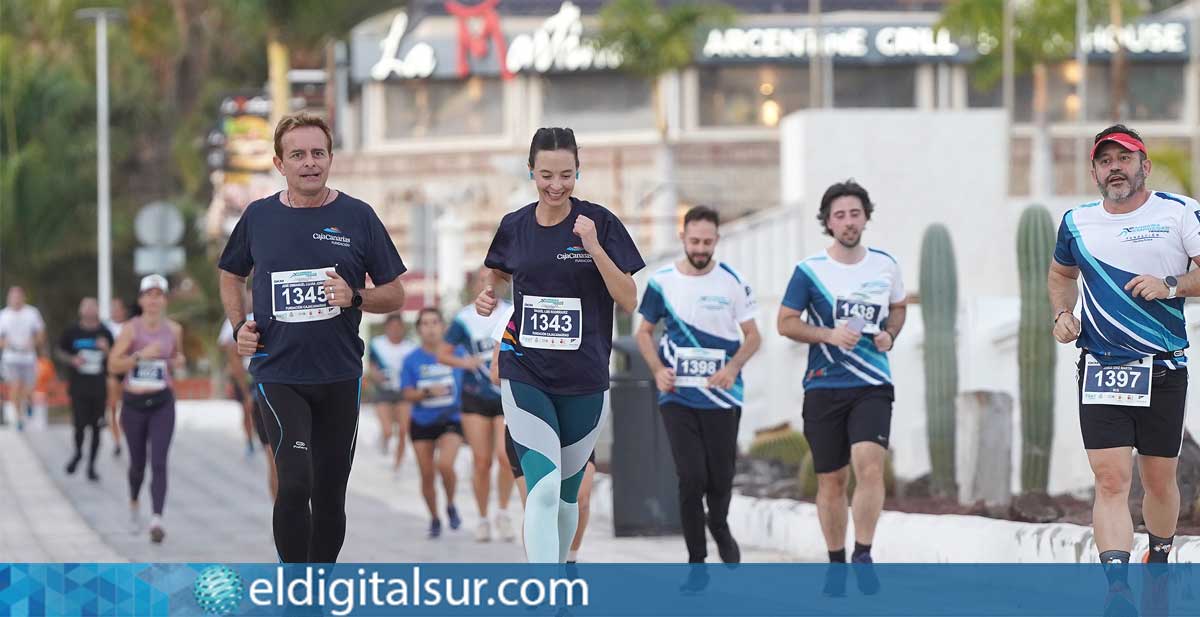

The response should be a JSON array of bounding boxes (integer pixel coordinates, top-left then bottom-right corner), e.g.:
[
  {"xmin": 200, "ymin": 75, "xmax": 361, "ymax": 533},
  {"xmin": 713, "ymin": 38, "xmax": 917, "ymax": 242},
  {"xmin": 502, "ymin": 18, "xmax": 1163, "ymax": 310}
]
[
  {"xmin": 461, "ymin": 392, "xmax": 503, "ymax": 418},
  {"xmin": 1077, "ymin": 354, "xmax": 1187, "ymax": 457},
  {"xmin": 802, "ymin": 385, "xmax": 894, "ymax": 473},
  {"xmin": 410, "ymin": 419, "xmax": 463, "ymax": 442}
]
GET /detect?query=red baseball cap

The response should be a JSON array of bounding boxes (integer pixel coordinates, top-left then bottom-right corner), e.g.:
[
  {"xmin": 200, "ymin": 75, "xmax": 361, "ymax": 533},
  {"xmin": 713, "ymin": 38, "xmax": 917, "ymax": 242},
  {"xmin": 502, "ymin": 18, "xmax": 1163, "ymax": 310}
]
[{"xmin": 1090, "ymin": 132, "xmax": 1147, "ymax": 161}]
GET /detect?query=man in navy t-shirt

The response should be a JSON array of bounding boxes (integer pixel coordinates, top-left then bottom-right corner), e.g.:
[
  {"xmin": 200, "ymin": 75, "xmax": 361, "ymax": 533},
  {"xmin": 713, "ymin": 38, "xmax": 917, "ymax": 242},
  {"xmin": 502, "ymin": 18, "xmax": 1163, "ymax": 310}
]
[
  {"xmin": 217, "ymin": 113, "xmax": 406, "ymax": 564},
  {"xmin": 475, "ymin": 127, "xmax": 644, "ymax": 563}
]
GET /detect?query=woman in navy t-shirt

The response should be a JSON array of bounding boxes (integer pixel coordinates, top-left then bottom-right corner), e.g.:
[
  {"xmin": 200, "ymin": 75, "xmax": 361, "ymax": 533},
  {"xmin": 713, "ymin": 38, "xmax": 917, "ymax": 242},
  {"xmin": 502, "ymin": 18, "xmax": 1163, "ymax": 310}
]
[{"xmin": 476, "ymin": 128, "xmax": 645, "ymax": 562}]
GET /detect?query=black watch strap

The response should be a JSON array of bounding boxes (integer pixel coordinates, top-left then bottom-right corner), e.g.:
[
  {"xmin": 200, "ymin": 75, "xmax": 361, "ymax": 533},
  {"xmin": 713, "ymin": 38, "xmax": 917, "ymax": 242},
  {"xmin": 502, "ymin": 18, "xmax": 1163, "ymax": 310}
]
[
  {"xmin": 351, "ymin": 290, "xmax": 364, "ymax": 309},
  {"xmin": 232, "ymin": 319, "xmax": 246, "ymax": 340}
]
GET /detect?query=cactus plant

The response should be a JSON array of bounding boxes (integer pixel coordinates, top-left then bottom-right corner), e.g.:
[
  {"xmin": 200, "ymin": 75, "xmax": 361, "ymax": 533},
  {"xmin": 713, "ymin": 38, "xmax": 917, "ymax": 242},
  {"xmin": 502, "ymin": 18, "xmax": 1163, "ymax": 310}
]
[
  {"xmin": 1017, "ymin": 205, "xmax": 1056, "ymax": 493},
  {"xmin": 749, "ymin": 429, "xmax": 810, "ymax": 467},
  {"xmin": 920, "ymin": 224, "xmax": 959, "ymax": 498}
]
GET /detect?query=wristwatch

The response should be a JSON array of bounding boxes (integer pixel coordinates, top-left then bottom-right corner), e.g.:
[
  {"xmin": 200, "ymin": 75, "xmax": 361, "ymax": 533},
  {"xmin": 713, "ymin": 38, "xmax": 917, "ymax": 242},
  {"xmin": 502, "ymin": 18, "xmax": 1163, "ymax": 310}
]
[
  {"xmin": 1165, "ymin": 275, "xmax": 1179, "ymax": 300},
  {"xmin": 351, "ymin": 289, "xmax": 364, "ymax": 309}
]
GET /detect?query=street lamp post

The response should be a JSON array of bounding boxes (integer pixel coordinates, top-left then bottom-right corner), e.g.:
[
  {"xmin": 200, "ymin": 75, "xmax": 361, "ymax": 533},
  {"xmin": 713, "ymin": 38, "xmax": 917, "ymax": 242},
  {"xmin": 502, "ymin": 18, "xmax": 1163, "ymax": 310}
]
[{"xmin": 76, "ymin": 8, "xmax": 123, "ymax": 322}]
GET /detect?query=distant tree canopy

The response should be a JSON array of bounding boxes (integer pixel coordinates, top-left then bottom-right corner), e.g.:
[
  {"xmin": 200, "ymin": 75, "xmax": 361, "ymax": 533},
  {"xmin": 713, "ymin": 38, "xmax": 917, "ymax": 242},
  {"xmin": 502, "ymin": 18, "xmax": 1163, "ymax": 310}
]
[{"xmin": 1, "ymin": 0, "xmax": 394, "ymax": 358}]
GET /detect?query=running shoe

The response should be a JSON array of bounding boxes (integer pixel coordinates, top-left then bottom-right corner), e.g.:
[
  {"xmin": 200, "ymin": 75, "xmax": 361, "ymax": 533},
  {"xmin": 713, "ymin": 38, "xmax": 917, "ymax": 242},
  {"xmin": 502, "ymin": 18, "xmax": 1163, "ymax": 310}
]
[
  {"xmin": 475, "ymin": 520, "xmax": 492, "ymax": 542},
  {"xmin": 65, "ymin": 455, "xmax": 81, "ymax": 475},
  {"xmin": 429, "ymin": 518, "xmax": 442, "ymax": 539},
  {"xmin": 447, "ymin": 505, "xmax": 462, "ymax": 530},
  {"xmin": 822, "ymin": 563, "xmax": 847, "ymax": 598},
  {"xmin": 679, "ymin": 565, "xmax": 710, "ymax": 595},
  {"xmin": 129, "ymin": 505, "xmax": 143, "ymax": 534},
  {"xmin": 149, "ymin": 522, "xmax": 165, "ymax": 544},
  {"xmin": 86, "ymin": 467, "xmax": 99, "ymax": 482},
  {"xmin": 495, "ymin": 511, "xmax": 516, "ymax": 542},
  {"xmin": 852, "ymin": 552, "xmax": 880, "ymax": 595}
]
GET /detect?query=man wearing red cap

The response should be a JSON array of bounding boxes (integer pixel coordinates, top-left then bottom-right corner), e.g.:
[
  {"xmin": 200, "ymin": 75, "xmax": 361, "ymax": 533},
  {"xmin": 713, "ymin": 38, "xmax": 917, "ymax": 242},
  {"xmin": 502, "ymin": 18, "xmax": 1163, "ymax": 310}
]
[{"xmin": 1049, "ymin": 124, "xmax": 1198, "ymax": 571}]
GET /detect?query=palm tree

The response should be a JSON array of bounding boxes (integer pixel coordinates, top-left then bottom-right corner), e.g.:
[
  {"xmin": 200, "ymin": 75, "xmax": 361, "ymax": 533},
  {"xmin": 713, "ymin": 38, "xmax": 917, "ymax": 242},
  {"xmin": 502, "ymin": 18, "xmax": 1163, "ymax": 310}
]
[
  {"xmin": 261, "ymin": 0, "xmax": 400, "ymax": 124},
  {"xmin": 939, "ymin": 0, "xmax": 1139, "ymax": 199},
  {"xmin": 592, "ymin": 0, "xmax": 735, "ymax": 255}
]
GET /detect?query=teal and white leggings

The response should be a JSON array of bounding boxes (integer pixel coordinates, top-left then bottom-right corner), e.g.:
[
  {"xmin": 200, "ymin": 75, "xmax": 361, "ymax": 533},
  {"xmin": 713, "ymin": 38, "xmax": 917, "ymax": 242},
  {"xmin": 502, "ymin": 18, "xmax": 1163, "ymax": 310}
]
[{"xmin": 501, "ymin": 379, "xmax": 607, "ymax": 563}]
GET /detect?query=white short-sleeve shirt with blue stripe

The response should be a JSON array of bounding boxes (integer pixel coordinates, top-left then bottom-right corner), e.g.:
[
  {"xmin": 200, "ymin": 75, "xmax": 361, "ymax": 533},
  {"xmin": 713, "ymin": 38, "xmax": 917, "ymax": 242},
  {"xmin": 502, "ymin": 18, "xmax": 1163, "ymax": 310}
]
[
  {"xmin": 637, "ymin": 262, "xmax": 757, "ymax": 410},
  {"xmin": 781, "ymin": 248, "xmax": 905, "ymax": 390},
  {"xmin": 1054, "ymin": 191, "xmax": 1200, "ymax": 369}
]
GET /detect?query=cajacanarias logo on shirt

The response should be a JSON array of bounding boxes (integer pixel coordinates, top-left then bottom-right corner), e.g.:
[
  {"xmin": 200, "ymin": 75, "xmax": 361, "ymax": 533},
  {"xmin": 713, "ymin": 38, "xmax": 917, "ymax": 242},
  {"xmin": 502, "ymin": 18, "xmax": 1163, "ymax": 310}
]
[
  {"xmin": 1118, "ymin": 224, "xmax": 1170, "ymax": 244},
  {"xmin": 312, "ymin": 226, "xmax": 351, "ymax": 247},
  {"xmin": 557, "ymin": 245, "xmax": 593, "ymax": 262}
]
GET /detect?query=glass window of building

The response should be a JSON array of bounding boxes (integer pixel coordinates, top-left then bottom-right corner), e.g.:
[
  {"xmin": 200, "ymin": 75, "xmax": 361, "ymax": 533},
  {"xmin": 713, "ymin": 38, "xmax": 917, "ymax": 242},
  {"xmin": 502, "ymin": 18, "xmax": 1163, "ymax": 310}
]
[
  {"xmin": 967, "ymin": 60, "xmax": 1185, "ymax": 124},
  {"xmin": 383, "ymin": 77, "xmax": 504, "ymax": 139},
  {"xmin": 698, "ymin": 65, "xmax": 809, "ymax": 127},
  {"xmin": 1084, "ymin": 62, "xmax": 1185, "ymax": 122},
  {"xmin": 541, "ymin": 71, "xmax": 654, "ymax": 132},
  {"xmin": 833, "ymin": 66, "xmax": 916, "ymax": 108}
]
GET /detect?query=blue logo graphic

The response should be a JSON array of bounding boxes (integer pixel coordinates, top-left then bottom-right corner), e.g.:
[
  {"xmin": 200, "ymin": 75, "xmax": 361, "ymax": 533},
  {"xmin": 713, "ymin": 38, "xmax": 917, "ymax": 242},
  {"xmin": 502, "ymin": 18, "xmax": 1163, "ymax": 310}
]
[
  {"xmin": 323, "ymin": 226, "xmax": 343, "ymax": 234},
  {"xmin": 566, "ymin": 246, "xmax": 585, "ymax": 253},
  {"xmin": 193, "ymin": 565, "xmax": 244, "ymax": 616}
]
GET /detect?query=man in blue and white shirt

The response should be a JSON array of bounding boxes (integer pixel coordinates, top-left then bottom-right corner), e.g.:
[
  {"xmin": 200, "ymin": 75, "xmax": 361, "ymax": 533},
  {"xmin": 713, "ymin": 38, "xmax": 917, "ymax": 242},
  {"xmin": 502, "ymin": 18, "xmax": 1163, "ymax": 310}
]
[
  {"xmin": 636, "ymin": 205, "xmax": 761, "ymax": 564},
  {"xmin": 1050, "ymin": 124, "xmax": 1199, "ymax": 568},
  {"xmin": 778, "ymin": 179, "xmax": 906, "ymax": 572}
]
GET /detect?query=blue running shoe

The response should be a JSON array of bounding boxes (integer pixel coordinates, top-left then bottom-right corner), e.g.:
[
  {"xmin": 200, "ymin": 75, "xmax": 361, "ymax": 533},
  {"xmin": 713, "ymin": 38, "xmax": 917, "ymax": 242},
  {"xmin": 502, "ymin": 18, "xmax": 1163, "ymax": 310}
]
[
  {"xmin": 447, "ymin": 505, "xmax": 462, "ymax": 530},
  {"xmin": 429, "ymin": 519, "xmax": 442, "ymax": 539},
  {"xmin": 852, "ymin": 553, "xmax": 880, "ymax": 595}
]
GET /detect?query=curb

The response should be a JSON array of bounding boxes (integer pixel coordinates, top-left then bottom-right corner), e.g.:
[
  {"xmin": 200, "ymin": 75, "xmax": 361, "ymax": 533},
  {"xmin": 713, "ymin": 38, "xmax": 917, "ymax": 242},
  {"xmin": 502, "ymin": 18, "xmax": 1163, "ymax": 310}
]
[{"xmin": 592, "ymin": 473, "xmax": 1200, "ymax": 563}]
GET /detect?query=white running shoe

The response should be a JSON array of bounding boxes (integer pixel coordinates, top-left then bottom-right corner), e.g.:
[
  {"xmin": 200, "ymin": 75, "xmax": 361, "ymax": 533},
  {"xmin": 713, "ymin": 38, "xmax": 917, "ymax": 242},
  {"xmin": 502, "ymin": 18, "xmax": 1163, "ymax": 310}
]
[
  {"xmin": 475, "ymin": 520, "xmax": 492, "ymax": 543},
  {"xmin": 495, "ymin": 512, "xmax": 516, "ymax": 542},
  {"xmin": 129, "ymin": 505, "xmax": 143, "ymax": 535},
  {"xmin": 149, "ymin": 522, "xmax": 165, "ymax": 544}
]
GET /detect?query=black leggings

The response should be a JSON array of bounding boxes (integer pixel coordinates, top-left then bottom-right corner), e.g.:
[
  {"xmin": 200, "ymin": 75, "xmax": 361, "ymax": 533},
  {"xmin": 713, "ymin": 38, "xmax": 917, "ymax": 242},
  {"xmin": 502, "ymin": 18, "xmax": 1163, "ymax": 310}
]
[
  {"xmin": 659, "ymin": 403, "xmax": 741, "ymax": 563},
  {"xmin": 69, "ymin": 388, "xmax": 106, "ymax": 468},
  {"xmin": 256, "ymin": 379, "xmax": 361, "ymax": 563}
]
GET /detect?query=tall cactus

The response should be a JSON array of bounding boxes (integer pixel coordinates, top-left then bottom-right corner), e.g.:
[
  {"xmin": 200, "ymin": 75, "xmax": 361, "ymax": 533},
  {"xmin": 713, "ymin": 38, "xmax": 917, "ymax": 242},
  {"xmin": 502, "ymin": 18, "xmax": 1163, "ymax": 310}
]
[
  {"xmin": 920, "ymin": 224, "xmax": 959, "ymax": 498},
  {"xmin": 1017, "ymin": 205, "xmax": 1056, "ymax": 493}
]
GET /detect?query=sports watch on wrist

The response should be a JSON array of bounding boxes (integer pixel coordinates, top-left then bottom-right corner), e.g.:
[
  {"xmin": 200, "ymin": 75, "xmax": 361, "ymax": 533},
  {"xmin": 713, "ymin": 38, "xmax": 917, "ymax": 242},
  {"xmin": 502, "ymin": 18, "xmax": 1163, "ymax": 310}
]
[
  {"xmin": 1165, "ymin": 275, "xmax": 1179, "ymax": 300},
  {"xmin": 351, "ymin": 289, "xmax": 364, "ymax": 309}
]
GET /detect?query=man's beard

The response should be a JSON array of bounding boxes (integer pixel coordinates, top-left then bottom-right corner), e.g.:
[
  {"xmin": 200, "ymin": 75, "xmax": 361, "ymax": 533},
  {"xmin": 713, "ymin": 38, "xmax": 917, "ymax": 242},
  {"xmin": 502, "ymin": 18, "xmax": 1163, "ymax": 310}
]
[
  {"xmin": 836, "ymin": 228, "xmax": 861, "ymax": 249},
  {"xmin": 1098, "ymin": 168, "xmax": 1146, "ymax": 201},
  {"xmin": 686, "ymin": 252, "xmax": 712, "ymax": 270}
]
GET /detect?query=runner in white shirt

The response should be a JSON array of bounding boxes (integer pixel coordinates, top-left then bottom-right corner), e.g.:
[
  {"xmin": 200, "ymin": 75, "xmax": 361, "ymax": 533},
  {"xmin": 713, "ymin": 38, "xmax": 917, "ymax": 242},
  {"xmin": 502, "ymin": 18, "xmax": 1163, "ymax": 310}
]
[
  {"xmin": 1049, "ymin": 125, "xmax": 1198, "ymax": 573},
  {"xmin": 0, "ymin": 286, "xmax": 46, "ymax": 429},
  {"xmin": 368, "ymin": 313, "xmax": 417, "ymax": 469},
  {"xmin": 635, "ymin": 205, "xmax": 761, "ymax": 564}
]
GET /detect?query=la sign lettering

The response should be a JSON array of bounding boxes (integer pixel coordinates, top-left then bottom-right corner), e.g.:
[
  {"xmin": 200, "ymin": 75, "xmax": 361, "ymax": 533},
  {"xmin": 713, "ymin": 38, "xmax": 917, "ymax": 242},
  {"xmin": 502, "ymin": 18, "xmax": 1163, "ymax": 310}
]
[{"xmin": 371, "ymin": 11, "xmax": 437, "ymax": 80}]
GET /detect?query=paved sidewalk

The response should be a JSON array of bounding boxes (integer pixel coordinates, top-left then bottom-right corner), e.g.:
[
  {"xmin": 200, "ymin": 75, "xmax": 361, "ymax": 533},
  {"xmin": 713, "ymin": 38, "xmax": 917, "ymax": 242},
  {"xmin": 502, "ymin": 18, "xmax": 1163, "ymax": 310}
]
[
  {"xmin": 0, "ymin": 426, "xmax": 122, "ymax": 561},
  {"xmin": 10, "ymin": 400, "xmax": 793, "ymax": 564}
]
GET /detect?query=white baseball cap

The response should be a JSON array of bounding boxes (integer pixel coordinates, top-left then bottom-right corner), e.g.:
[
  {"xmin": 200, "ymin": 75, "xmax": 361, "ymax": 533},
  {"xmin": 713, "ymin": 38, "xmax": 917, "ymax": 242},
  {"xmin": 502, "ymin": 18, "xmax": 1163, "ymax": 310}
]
[{"xmin": 139, "ymin": 274, "xmax": 169, "ymax": 294}]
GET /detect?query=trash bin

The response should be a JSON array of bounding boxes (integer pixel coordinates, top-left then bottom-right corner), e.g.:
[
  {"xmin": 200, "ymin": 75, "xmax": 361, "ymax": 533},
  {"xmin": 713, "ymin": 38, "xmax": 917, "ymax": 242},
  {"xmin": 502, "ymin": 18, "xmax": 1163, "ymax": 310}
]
[{"xmin": 609, "ymin": 336, "xmax": 681, "ymax": 537}]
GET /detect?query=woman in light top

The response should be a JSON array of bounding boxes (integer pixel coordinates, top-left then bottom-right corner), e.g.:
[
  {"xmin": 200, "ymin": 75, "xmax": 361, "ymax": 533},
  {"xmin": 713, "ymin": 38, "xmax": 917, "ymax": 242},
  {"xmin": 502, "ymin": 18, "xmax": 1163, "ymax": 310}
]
[{"xmin": 108, "ymin": 274, "xmax": 186, "ymax": 545}]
